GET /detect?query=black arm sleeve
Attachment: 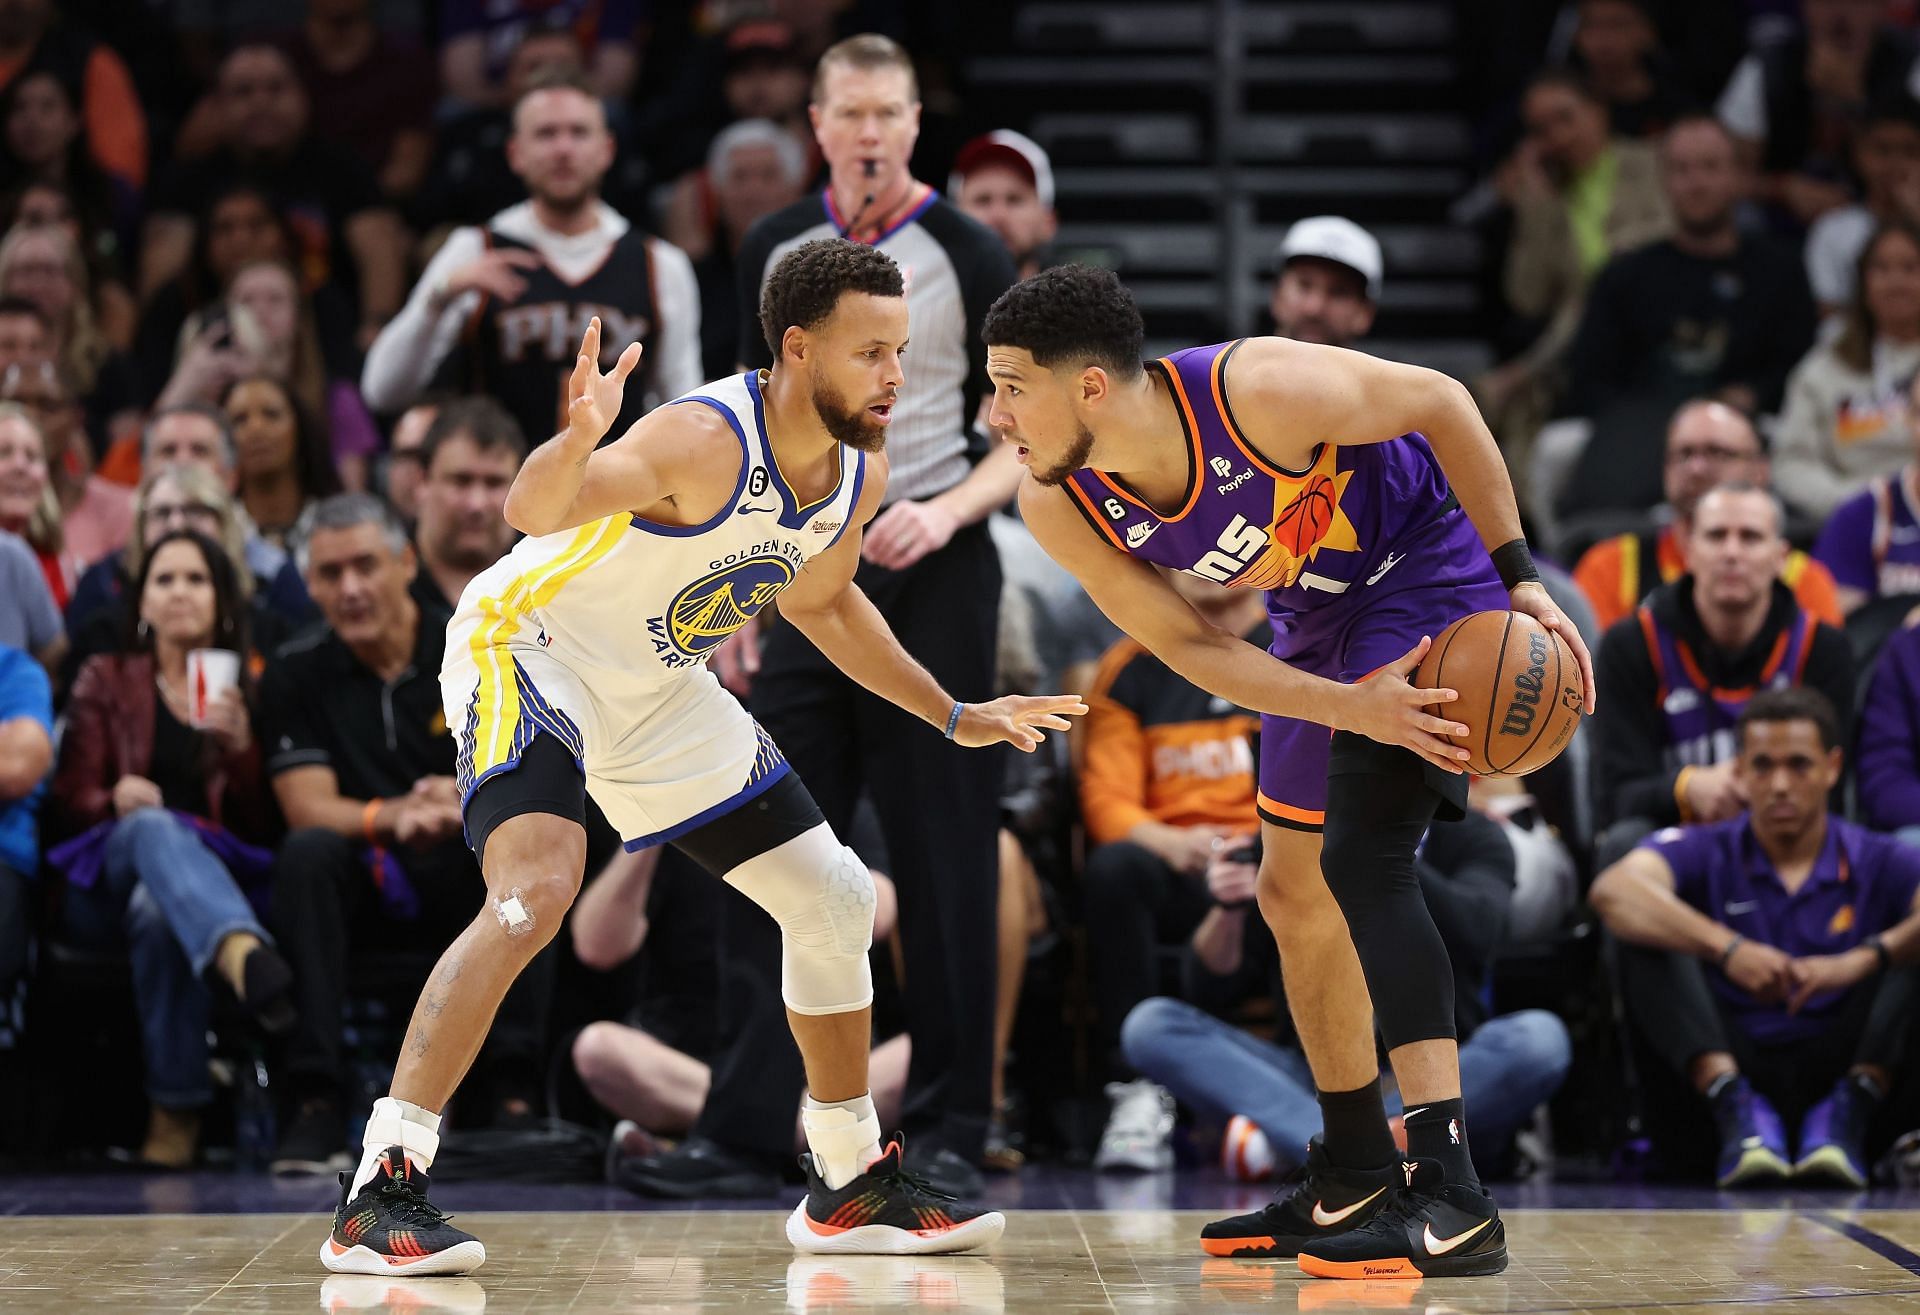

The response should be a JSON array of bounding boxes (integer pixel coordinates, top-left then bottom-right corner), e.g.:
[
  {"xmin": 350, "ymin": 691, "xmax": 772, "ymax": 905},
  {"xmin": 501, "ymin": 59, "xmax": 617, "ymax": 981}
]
[{"xmin": 1593, "ymin": 614, "xmax": 1682, "ymax": 829}]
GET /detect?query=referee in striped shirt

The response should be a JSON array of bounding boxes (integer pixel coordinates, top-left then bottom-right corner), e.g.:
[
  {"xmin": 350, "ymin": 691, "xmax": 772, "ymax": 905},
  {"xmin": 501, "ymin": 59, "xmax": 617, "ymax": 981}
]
[{"xmin": 625, "ymin": 33, "xmax": 1021, "ymax": 1199}]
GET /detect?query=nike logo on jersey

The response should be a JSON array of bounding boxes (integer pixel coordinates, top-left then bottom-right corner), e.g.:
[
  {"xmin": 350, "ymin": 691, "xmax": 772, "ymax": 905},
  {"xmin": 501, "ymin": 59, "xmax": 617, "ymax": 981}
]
[
  {"xmin": 1127, "ymin": 522, "xmax": 1160, "ymax": 549},
  {"xmin": 1310, "ymin": 1187, "xmax": 1386, "ymax": 1227},
  {"xmin": 1423, "ymin": 1219, "xmax": 1492, "ymax": 1256},
  {"xmin": 738, "ymin": 466, "xmax": 778, "ymax": 514},
  {"xmin": 1366, "ymin": 552, "xmax": 1404, "ymax": 586},
  {"xmin": 1724, "ymin": 900, "xmax": 1760, "ymax": 916}
]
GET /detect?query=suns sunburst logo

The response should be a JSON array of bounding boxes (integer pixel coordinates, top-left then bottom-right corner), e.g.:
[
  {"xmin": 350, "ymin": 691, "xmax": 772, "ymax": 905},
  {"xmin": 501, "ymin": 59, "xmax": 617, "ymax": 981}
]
[{"xmin": 1234, "ymin": 446, "xmax": 1361, "ymax": 591}]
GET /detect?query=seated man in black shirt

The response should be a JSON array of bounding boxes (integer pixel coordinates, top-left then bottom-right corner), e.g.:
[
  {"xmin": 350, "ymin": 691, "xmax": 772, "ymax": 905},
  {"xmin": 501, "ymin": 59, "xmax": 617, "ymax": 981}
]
[
  {"xmin": 260, "ymin": 494, "xmax": 550, "ymax": 1174},
  {"xmin": 1560, "ymin": 116, "xmax": 1816, "ymax": 515},
  {"xmin": 1592, "ymin": 482, "xmax": 1855, "ymax": 864}
]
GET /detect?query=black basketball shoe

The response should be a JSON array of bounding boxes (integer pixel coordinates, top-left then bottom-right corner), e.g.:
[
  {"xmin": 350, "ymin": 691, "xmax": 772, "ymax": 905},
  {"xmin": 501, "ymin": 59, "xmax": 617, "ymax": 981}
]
[
  {"xmin": 1200, "ymin": 1135, "xmax": 1400, "ymax": 1258},
  {"xmin": 320, "ymin": 1147, "xmax": 486, "ymax": 1275},
  {"xmin": 786, "ymin": 1136, "xmax": 1006, "ymax": 1255},
  {"xmin": 1296, "ymin": 1158, "xmax": 1507, "ymax": 1279}
]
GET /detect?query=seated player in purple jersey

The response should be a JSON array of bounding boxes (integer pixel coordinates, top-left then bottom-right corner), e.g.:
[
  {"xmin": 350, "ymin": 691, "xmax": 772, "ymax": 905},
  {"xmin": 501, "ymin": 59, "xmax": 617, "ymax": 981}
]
[
  {"xmin": 1813, "ymin": 371, "xmax": 1920, "ymax": 618},
  {"xmin": 981, "ymin": 266, "xmax": 1596, "ymax": 1281},
  {"xmin": 1591, "ymin": 689, "xmax": 1920, "ymax": 1189}
]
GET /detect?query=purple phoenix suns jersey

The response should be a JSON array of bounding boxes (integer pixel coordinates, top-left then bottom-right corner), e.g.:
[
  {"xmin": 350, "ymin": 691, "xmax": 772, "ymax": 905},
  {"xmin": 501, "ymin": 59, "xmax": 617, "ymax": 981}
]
[
  {"xmin": 1060, "ymin": 339, "xmax": 1508, "ymax": 832},
  {"xmin": 1061, "ymin": 340, "xmax": 1488, "ymax": 634}
]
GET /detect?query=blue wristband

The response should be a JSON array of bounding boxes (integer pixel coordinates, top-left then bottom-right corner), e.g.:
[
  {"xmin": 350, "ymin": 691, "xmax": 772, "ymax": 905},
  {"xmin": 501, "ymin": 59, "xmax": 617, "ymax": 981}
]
[{"xmin": 944, "ymin": 702, "xmax": 965, "ymax": 740}]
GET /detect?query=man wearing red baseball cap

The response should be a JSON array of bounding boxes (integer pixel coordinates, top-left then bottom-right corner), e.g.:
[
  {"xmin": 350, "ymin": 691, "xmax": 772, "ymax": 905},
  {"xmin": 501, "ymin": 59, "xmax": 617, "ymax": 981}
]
[{"xmin": 951, "ymin": 130, "xmax": 1057, "ymax": 279}]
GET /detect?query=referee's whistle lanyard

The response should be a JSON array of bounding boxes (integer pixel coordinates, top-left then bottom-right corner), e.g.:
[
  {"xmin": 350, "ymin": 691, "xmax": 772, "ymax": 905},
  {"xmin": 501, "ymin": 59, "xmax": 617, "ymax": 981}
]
[{"xmin": 833, "ymin": 179, "xmax": 932, "ymax": 245}]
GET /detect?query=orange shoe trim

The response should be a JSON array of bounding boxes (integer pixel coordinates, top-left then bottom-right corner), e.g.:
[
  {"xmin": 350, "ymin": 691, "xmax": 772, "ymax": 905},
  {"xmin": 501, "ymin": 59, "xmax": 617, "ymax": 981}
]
[
  {"xmin": 1297, "ymin": 1255, "xmax": 1424, "ymax": 1280},
  {"xmin": 1201, "ymin": 1236, "xmax": 1280, "ymax": 1257},
  {"xmin": 802, "ymin": 1211, "xmax": 979, "ymax": 1239}
]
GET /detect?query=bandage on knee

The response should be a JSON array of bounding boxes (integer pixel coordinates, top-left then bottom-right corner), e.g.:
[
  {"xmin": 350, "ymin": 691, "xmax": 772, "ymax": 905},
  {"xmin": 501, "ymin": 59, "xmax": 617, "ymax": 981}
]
[
  {"xmin": 493, "ymin": 888, "xmax": 535, "ymax": 935},
  {"xmin": 724, "ymin": 823, "xmax": 875, "ymax": 1015}
]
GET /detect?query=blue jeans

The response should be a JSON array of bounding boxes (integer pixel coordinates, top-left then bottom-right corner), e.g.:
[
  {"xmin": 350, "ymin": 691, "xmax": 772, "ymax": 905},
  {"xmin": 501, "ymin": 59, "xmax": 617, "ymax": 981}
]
[
  {"xmin": 1121, "ymin": 996, "xmax": 1572, "ymax": 1175},
  {"xmin": 62, "ymin": 809, "xmax": 272, "ymax": 1108}
]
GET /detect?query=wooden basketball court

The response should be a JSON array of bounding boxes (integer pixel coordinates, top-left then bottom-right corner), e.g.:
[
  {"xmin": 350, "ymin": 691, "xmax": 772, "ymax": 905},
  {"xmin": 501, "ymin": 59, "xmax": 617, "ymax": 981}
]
[{"xmin": 10, "ymin": 1206, "xmax": 1920, "ymax": 1312}]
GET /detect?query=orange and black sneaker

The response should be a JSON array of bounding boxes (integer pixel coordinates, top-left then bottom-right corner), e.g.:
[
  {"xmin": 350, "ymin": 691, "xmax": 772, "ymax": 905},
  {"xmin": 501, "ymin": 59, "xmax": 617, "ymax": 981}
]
[
  {"xmin": 320, "ymin": 1146, "xmax": 487, "ymax": 1276},
  {"xmin": 1199, "ymin": 1135, "xmax": 1399, "ymax": 1258},
  {"xmin": 1296, "ymin": 1158, "xmax": 1506, "ymax": 1279},
  {"xmin": 785, "ymin": 1136, "xmax": 1006, "ymax": 1255}
]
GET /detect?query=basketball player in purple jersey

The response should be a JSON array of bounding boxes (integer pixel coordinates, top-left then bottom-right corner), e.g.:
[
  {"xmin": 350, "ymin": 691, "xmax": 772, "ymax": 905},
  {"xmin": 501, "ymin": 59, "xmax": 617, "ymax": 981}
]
[{"xmin": 984, "ymin": 267, "xmax": 1596, "ymax": 1279}]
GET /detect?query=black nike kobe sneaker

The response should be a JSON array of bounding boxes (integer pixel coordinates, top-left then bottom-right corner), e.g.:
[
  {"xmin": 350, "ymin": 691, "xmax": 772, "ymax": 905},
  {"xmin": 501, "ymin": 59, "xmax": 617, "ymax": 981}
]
[
  {"xmin": 1296, "ymin": 1158, "xmax": 1507, "ymax": 1279},
  {"xmin": 1200, "ymin": 1135, "xmax": 1400, "ymax": 1258}
]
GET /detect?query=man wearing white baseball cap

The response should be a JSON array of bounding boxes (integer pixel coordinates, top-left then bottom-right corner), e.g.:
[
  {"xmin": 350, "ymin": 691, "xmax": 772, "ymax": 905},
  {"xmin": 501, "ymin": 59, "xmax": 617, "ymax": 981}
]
[
  {"xmin": 1272, "ymin": 216, "xmax": 1382, "ymax": 350},
  {"xmin": 952, "ymin": 130, "xmax": 1058, "ymax": 280}
]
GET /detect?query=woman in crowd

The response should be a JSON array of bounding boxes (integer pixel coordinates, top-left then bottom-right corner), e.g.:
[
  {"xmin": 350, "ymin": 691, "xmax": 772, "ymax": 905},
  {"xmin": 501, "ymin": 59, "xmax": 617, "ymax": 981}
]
[
  {"xmin": 1, "ymin": 360, "xmax": 131, "ymax": 576},
  {"xmin": 63, "ymin": 462, "xmax": 310, "ymax": 680},
  {"xmin": 0, "ymin": 400, "xmax": 78, "ymax": 607},
  {"xmin": 1778, "ymin": 222, "xmax": 1920, "ymax": 521},
  {"xmin": 221, "ymin": 374, "xmax": 339, "ymax": 550},
  {"xmin": 160, "ymin": 259, "xmax": 377, "ymax": 491},
  {"xmin": 49, "ymin": 529, "xmax": 288, "ymax": 1169}
]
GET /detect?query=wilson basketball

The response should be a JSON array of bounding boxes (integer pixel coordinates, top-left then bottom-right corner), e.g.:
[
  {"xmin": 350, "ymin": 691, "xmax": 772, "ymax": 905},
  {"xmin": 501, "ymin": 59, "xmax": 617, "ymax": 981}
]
[
  {"xmin": 1415, "ymin": 610, "xmax": 1583, "ymax": 777},
  {"xmin": 1275, "ymin": 475, "xmax": 1336, "ymax": 555}
]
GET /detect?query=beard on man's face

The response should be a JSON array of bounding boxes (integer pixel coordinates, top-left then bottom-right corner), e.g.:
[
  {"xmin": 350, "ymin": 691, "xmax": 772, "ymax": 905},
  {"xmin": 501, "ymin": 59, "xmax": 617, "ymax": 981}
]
[
  {"xmin": 1031, "ymin": 423, "xmax": 1095, "ymax": 486},
  {"xmin": 811, "ymin": 370, "xmax": 889, "ymax": 453}
]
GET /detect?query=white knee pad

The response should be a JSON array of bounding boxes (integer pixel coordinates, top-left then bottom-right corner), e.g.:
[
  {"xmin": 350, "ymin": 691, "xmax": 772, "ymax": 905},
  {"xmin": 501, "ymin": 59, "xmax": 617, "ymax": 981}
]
[{"xmin": 723, "ymin": 823, "xmax": 874, "ymax": 1015}]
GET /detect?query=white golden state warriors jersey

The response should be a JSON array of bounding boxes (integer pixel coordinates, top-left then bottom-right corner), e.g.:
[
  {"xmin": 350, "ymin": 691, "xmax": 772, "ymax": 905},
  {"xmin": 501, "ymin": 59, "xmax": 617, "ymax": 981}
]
[{"xmin": 454, "ymin": 371, "xmax": 868, "ymax": 689}]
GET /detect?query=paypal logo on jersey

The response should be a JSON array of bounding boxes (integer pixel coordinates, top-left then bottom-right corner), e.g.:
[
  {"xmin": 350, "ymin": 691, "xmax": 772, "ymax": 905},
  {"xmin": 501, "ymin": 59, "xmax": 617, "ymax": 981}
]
[{"xmin": 1207, "ymin": 453, "xmax": 1253, "ymax": 494}]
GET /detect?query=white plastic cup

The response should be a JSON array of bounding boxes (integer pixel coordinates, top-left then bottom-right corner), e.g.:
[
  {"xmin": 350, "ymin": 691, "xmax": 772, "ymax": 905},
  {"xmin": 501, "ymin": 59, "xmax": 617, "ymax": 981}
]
[{"xmin": 187, "ymin": 648, "xmax": 242, "ymax": 727}]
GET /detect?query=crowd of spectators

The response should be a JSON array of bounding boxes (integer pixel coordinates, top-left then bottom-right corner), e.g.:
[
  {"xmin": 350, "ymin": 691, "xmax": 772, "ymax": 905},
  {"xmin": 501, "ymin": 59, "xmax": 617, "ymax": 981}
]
[{"xmin": 5, "ymin": 0, "xmax": 1920, "ymax": 1199}]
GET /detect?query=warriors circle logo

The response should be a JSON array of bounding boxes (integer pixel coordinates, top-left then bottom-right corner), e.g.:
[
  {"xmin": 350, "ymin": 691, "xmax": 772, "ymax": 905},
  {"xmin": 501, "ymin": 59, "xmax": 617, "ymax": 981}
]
[{"xmin": 659, "ymin": 555, "xmax": 794, "ymax": 659}]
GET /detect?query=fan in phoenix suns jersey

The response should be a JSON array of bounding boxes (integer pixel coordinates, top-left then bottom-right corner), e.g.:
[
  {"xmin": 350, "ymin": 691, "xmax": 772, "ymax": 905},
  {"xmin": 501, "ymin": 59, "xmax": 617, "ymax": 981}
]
[
  {"xmin": 317, "ymin": 239, "xmax": 1085, "ymax": 1278},
  {"xmin": 983, "ymin": 265, "xmax": 1596, "ymax": 1281}
]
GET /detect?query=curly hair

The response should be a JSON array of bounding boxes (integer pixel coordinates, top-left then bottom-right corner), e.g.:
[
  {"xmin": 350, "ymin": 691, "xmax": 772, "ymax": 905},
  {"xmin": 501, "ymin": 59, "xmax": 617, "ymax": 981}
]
[
  {"xmin": 759, "ymin": 239, "xmax": 904, "ymax": 358},
  {"xmin": 982, "ymin": 265, "xmax": 1144, "ymax": 379}
]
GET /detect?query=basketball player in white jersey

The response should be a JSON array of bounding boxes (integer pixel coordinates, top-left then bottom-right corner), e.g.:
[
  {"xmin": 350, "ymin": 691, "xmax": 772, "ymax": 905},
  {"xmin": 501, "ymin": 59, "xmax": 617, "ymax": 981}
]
[{"xmin": 319, "ymin": 240, "xmax": 1083, "ymax": 1275}]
